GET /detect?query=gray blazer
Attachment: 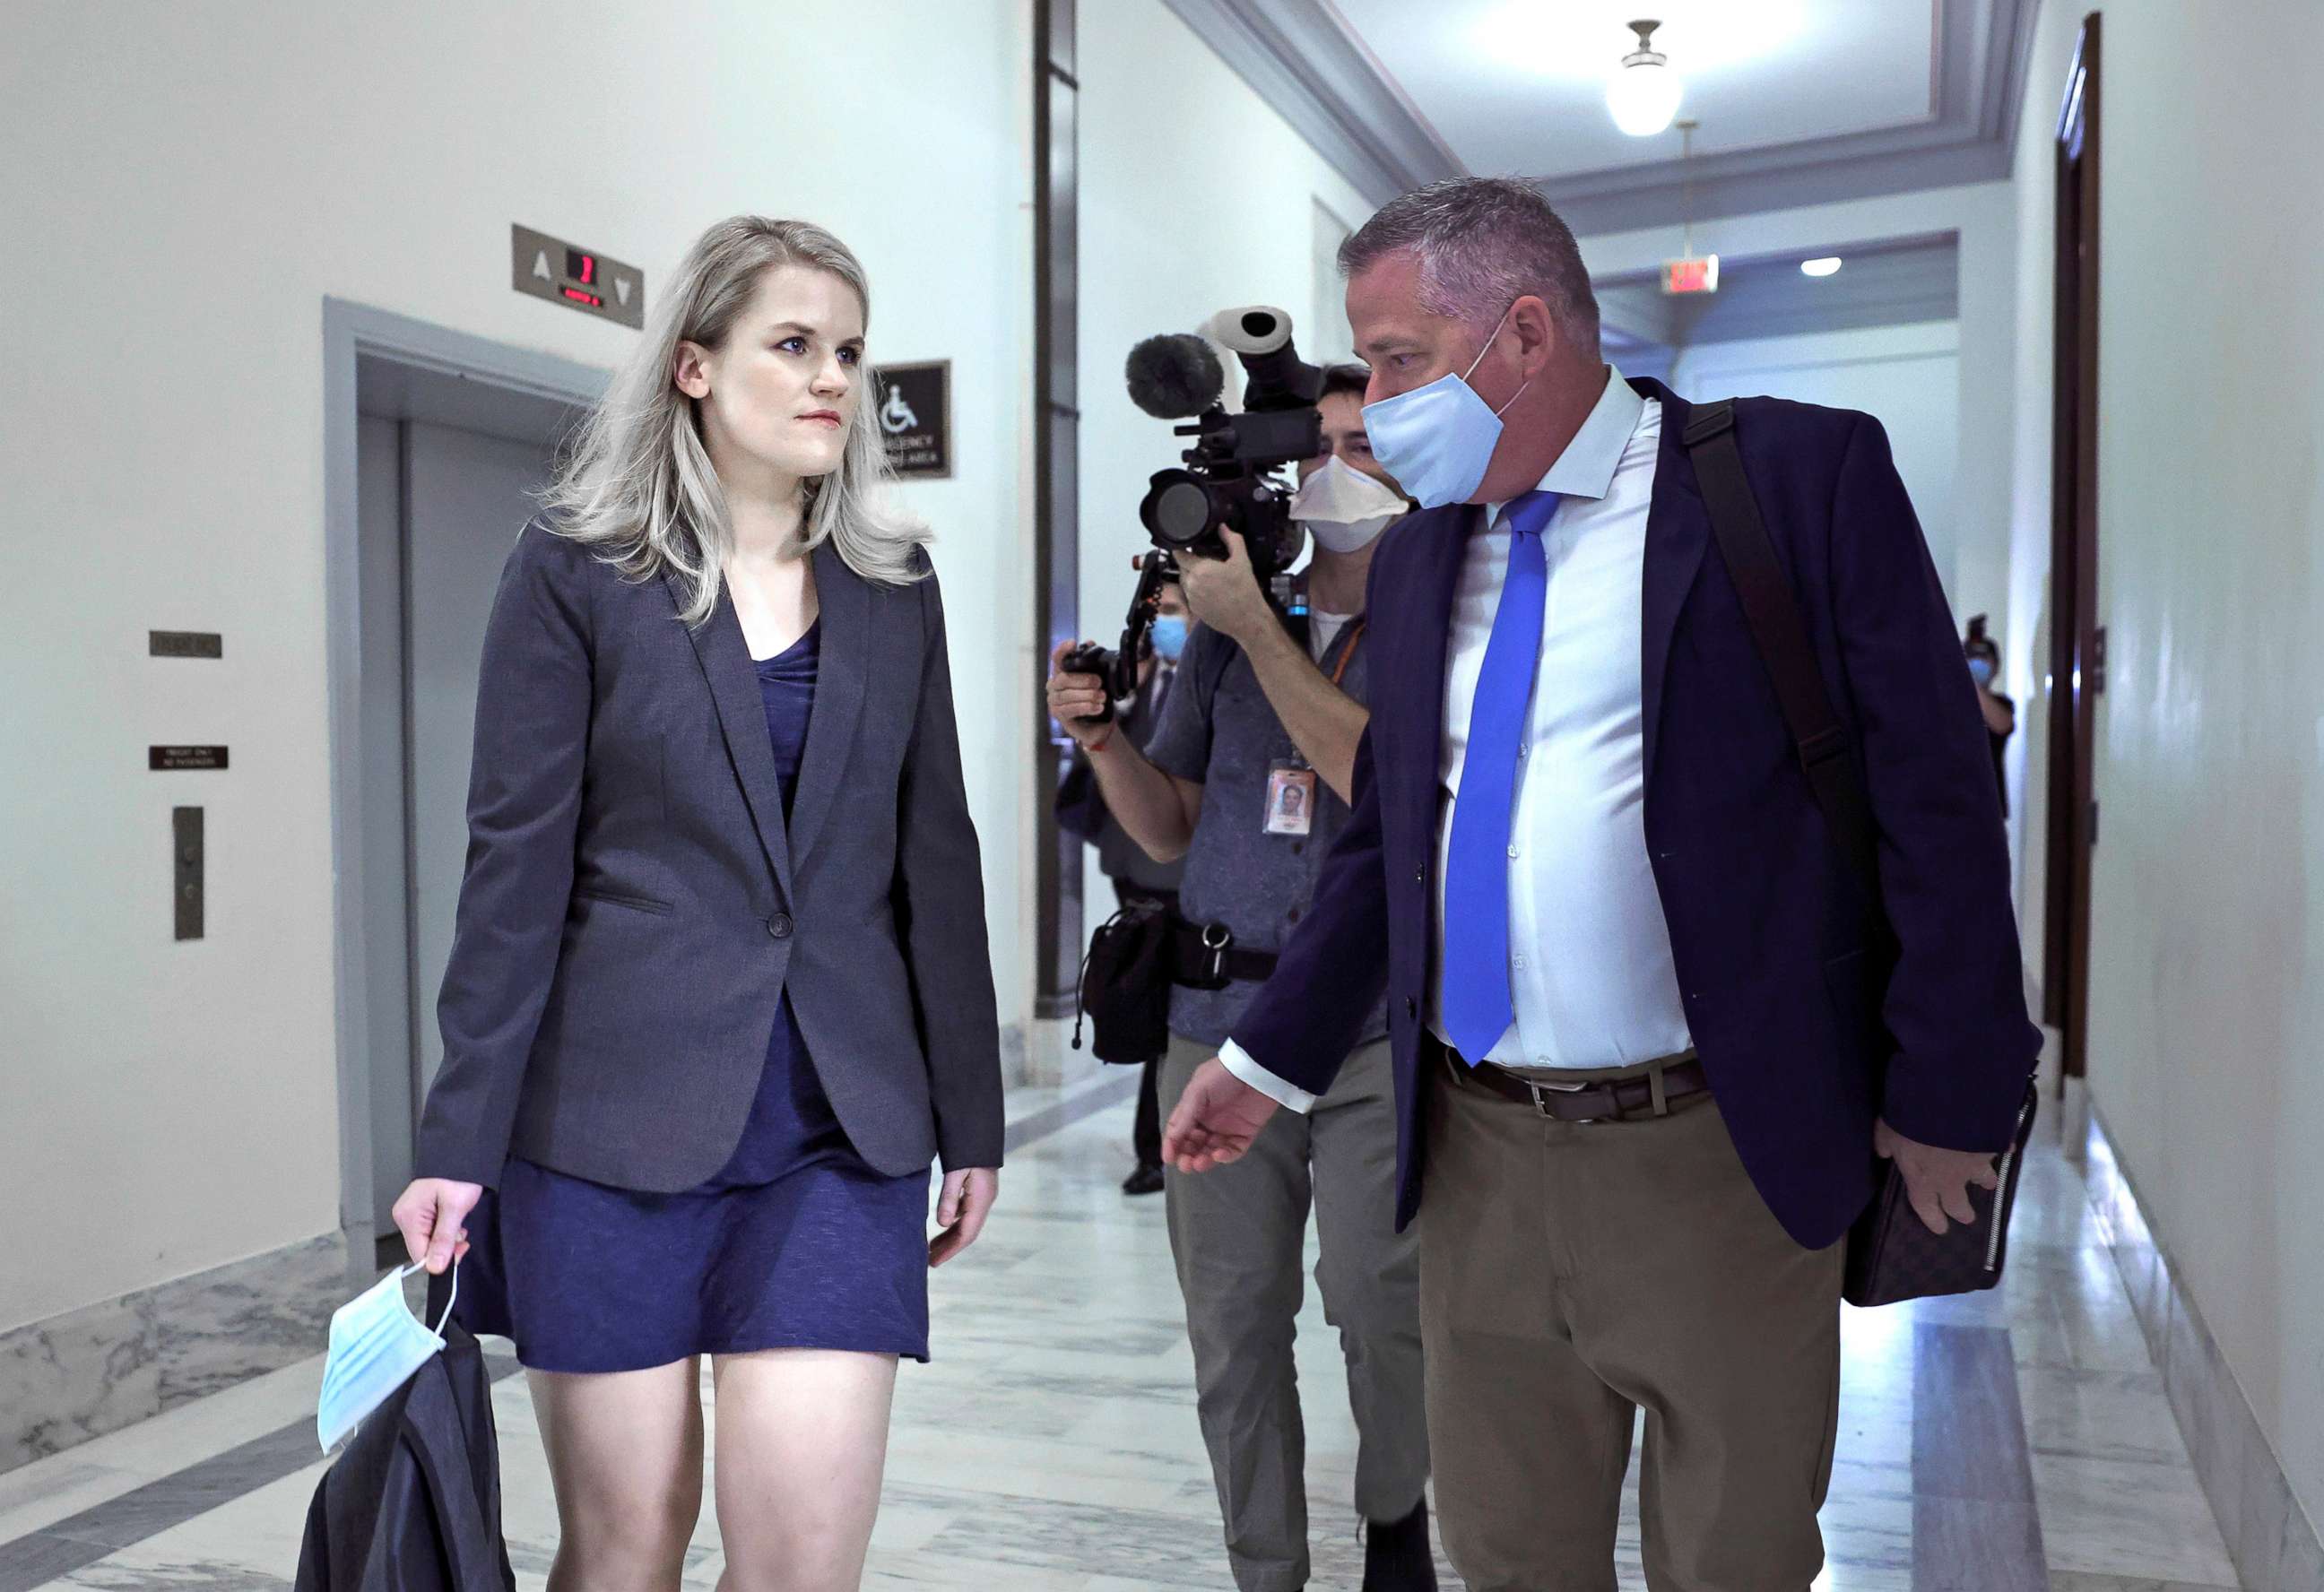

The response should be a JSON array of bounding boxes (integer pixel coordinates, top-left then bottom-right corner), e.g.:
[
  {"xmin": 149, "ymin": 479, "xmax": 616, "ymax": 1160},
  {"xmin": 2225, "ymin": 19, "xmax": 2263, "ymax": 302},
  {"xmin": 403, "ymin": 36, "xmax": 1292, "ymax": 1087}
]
[{"xmin": 414, "ymin": 521, "xmax": 1003, "ymax": 1193}]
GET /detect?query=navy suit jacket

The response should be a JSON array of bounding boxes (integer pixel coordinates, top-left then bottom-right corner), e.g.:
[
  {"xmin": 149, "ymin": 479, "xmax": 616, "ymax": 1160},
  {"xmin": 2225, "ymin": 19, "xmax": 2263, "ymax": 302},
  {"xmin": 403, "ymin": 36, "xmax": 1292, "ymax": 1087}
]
[{"xmin": 1229, "ymin": 378, "xmax": 2040, "ymax": 1250}]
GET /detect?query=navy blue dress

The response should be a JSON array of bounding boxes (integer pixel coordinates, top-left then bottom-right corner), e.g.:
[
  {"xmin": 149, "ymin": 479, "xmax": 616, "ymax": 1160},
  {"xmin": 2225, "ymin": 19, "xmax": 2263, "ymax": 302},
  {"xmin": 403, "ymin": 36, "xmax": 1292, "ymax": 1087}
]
[{"xmin": 454, "ymin": 622, "xmax": 933, "ymax": 1372}]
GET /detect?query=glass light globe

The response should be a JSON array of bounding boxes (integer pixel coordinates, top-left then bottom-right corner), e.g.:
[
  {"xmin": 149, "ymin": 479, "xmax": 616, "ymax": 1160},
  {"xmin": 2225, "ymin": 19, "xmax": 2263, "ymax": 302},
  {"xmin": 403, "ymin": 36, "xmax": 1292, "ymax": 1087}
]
[{"xmin": 1607, "ymin": 58, "xmax": 1683, "ymax": 137}]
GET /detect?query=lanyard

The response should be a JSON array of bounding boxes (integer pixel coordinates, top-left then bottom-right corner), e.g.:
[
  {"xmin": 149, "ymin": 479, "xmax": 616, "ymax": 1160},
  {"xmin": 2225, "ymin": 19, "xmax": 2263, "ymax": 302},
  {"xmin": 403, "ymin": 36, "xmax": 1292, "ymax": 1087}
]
[{"xmin": 1324, "ymin": 618, "xmax": 1368, "ymax": 688}]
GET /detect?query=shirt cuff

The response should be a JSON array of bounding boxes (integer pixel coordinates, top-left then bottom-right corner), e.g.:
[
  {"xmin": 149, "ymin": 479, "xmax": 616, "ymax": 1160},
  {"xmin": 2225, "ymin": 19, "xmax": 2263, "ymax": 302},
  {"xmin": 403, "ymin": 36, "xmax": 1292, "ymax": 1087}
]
[{"xmin": 1219, "ymin": 1041, "xmax": 1319, "ymax": 1115}]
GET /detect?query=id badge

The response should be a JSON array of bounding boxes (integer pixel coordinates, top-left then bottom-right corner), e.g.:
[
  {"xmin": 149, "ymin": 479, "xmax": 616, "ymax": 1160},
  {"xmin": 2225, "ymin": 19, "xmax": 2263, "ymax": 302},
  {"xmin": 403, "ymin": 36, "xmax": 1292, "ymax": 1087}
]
[{"xmin": 1263, "ymin": 760, "xmax": 1317, "ymax": 836}]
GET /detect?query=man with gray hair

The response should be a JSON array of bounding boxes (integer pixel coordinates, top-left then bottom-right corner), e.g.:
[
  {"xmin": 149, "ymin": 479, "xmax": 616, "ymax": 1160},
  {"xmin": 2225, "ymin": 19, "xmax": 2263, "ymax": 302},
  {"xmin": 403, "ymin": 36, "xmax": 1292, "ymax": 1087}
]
[{"xmin": 1169, "ymin": 177, "xmax": 2037, "ymax": 1588}]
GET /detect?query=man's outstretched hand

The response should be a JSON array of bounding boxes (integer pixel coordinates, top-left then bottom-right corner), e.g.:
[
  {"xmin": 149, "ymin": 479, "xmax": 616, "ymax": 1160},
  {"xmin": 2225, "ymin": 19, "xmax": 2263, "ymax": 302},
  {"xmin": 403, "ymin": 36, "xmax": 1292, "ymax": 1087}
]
[{"xmin": 1163, "ymin": 1057, "xmax": 1281, "ymax": 1172}]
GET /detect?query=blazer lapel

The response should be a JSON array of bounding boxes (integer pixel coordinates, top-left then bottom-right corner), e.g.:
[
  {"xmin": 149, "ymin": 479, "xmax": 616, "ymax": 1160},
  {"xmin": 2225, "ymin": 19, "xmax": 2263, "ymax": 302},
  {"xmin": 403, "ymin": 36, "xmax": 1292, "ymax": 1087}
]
[
  {"xmin": 1636, "ymin": 377, "xmax": 1710, "ymax": 786},
  {"xmin": 785, "ymin": 541, "xmax": 869, "ymax": 865},
  {"xmin": 669, "ymin": 571, "xmax": 794, "ymax": 904},
  {"xmin": 1383, "ymin": 504, "xmax": 1479, "ymax": 818}
]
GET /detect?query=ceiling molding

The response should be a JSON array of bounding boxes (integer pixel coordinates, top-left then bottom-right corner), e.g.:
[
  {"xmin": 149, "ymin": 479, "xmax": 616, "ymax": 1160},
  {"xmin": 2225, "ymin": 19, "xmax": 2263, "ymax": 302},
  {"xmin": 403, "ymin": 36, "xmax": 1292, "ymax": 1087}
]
[
  {"xmin": 1158, "ymin": 0, "xmax": 1461, "ymax": 205},
  {"xmin": 1982, "ymin": 0, "xmax": 2044, "ymax": 146},
  {"xmin": 1161, "ymin": 0, "xmax": 2038, "ymax": 230},
  {"xmin": 1550, "ymin": 138, "xmax": 2015, "ymax": 236}
]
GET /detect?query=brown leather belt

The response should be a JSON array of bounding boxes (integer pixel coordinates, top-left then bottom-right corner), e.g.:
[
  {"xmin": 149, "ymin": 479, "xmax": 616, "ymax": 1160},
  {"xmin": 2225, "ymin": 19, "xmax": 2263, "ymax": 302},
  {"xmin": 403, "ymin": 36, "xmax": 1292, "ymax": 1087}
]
[{"xmin": 1438, "ymin": 1041, "xmax": 1709, "ymax": 1123}]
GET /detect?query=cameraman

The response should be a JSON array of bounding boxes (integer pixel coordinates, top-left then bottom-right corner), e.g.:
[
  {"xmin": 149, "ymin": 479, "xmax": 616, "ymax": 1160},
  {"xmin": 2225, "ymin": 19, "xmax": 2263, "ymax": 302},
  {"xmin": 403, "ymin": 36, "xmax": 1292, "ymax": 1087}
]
[
  {"xmin": 1055, "ymin": 578, "xmax": 1190, "ymax": 1195},
  {"xmin": 1045, "ymin": 365, "xmax": 1434, "ymax": 1592}
]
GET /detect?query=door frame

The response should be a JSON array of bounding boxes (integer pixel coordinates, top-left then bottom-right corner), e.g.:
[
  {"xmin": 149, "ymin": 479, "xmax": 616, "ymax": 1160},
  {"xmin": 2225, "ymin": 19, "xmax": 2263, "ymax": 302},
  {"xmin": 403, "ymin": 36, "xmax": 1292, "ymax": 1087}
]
[
  {"xmin": 2042, "ymin": 17, "xmax": 2102, "ymax": 1082},
  {"xmin": 321, "ymin": 299, "xmax": 604, "ymax": 1277},
  {"xmin": 1032, "ymin": 0, "xmax": 1083, "ymax": 1018}
]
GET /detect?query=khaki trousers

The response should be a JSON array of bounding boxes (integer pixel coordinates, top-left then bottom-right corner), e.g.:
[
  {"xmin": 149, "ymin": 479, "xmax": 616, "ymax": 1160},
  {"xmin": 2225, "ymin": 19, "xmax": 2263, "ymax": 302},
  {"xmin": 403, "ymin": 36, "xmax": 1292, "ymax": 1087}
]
[
  {"xmin": 1419, "ymin": 1054, "xmax": 1843, "ymax": 1592},
  {"xmin": 1162, "ymin": 1034, "xmax": 1430, "ymax": 1592}
]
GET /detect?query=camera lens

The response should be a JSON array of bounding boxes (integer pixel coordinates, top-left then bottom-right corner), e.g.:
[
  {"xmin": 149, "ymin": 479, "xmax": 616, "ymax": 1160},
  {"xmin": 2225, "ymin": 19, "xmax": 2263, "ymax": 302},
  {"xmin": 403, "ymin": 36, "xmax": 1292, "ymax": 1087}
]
[{"xmin": 1143, "ymin": 475, "xmax": 1216, "ymax": 547}]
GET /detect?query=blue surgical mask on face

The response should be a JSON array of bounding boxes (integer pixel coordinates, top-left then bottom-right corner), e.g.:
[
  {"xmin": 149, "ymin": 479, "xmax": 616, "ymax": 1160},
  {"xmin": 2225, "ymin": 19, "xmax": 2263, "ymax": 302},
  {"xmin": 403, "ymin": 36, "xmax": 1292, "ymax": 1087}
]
[
  {"xmin": 317, "ymin": 1262, "xmax": 454, "ymax": 1451},
  {"xmin": 1359, "ymin": 303, "xmax": 1531, "ymax": 508},
  {"xmin": 1967, "ymin": 656, "xmax": 1996, "ymax": 687},
  {"xmin": 1149, "ymin": 615, "xmax": 1189, "ymax": 662}
]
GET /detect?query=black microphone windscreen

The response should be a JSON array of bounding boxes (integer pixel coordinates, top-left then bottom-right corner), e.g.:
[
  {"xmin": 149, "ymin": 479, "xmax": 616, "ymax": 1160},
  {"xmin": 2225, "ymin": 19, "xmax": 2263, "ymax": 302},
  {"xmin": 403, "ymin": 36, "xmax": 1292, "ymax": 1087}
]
[{"xmin": 1124, "ymin": 334, "xmax": 1224, "ymax": 420}]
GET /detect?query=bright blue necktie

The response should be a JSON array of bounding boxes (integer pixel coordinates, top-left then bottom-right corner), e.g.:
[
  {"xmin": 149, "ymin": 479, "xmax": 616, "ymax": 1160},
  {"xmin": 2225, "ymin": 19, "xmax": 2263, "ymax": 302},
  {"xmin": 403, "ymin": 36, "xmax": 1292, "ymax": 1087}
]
[{"xmin": 1442, "ymin": 490, "xmax": 1560, "ymax": 1063}]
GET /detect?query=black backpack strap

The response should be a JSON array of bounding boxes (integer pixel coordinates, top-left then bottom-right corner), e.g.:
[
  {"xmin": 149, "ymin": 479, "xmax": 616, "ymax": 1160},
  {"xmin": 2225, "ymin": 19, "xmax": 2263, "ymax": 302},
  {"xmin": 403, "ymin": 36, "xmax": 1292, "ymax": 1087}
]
[{"xmin": 1681, "ymin": 401, "xmax": 1883, "ymax": 919}]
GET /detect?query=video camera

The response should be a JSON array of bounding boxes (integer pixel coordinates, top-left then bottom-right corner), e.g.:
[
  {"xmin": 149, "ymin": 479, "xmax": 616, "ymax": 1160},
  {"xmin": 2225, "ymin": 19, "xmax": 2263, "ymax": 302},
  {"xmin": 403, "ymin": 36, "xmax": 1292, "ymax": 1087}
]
[{"xmin": 1061, "ymin": 307, "xmax": 1325, "ymax": 720}]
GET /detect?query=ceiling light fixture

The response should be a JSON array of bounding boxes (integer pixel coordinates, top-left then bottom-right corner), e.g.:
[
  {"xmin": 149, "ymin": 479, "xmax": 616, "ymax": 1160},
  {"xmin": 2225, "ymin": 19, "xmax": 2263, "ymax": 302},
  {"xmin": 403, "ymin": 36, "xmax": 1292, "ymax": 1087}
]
[
  {"xmin": 1607, "ymin": 19, "xmax": 1683, "ymax": 138},
  {"xmin": 1800, "ymin": 256, "xmax": 1844, "ymax": 278}
]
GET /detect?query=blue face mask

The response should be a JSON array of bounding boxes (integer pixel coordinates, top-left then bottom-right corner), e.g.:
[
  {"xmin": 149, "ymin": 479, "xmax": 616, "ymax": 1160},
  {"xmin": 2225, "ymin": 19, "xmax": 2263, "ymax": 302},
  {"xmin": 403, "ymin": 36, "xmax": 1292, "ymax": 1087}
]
[
  {"xmin": 317, "ymin": 1262, "xmax": 454, "ymax": 1451},
  {"xmin": 1359, "ymin": 303, "xmax": 1531, "ymax": 508},
  {"xmin": 1149, "ymin": 615, "xmax": 1189, "ymax": 662},
  {"xmin": 1967, "ymin": 656, "xmax": 1996, "ymax": 687}
]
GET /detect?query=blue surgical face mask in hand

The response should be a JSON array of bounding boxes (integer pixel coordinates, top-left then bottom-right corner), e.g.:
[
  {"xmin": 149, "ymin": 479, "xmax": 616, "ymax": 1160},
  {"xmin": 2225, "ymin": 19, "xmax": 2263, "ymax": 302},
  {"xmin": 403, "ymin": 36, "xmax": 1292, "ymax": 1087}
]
[
  {"xmin": 317, "ymin": 1261, "xmax": 454, "ymax": 1450},
  {"xmin": 1149, "ymin": 614, "xmax": 1189, "ymax": 663},
  {"xmin": 1359, "ymin": 301, "xmax": 1531, "ymax": 508}
]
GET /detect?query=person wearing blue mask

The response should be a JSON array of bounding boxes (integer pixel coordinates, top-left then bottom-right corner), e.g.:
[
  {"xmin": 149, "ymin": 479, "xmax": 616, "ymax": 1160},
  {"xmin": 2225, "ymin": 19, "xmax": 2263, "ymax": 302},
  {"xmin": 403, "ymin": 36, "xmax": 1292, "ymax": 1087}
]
[
  {"xmin": 1166, "ymin": 177, "xmax": 2037, "ymax": 1590},
  {"xmin": 1965, "ymin": 615, "xmax": 2016, "ymax": 817},
  {"xmin": 1054, "ymin": 577, "xmax": 1190, "ymax": 1194},
  {"xmin": 1045, "ymin": 363, "xmax": 1437, "ymax": 1592}
]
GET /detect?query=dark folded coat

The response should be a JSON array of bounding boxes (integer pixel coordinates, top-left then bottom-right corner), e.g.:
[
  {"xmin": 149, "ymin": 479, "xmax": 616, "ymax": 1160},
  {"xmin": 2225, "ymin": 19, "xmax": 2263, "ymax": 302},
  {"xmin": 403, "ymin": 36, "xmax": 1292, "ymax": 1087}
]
[{"xmin": 293, "ymin": 1319, "xmax": 515, "ymax": 1592}]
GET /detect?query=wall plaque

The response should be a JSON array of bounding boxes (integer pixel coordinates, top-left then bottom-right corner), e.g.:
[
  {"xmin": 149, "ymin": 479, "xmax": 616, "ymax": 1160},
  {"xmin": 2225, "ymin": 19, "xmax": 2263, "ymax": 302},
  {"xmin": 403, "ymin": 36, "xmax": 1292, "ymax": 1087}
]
[
  {"xmin": 151, "ymin": 746, "xmax": 229, "ymax": 771},
  {"xmin": 877, "ymin": 360, "xmax": 951, "ymax": 480},
  {"xmin": 151, "ymin": 631, "xmax": 222, "ymax": 659}
]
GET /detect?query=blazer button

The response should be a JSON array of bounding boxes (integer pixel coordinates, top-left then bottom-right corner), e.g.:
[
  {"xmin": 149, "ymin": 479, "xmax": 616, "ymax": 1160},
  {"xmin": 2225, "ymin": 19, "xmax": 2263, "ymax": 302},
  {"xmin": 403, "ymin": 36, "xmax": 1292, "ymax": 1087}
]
[
  {"xmin": 767, "ymin": 913, "xmax": 793, "ymax": 939},
  {"xmin": 1405, "ymin": 995, "xmax": 1418, "ymax": 1018}
]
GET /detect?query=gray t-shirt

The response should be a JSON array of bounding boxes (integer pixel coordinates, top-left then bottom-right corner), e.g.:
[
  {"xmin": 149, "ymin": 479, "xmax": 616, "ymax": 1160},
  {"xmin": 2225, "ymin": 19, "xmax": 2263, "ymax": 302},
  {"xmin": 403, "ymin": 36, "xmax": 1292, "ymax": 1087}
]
[{"xmin": 1142, "ymin": 610, "xmax": 1387, "ymax": 1051}]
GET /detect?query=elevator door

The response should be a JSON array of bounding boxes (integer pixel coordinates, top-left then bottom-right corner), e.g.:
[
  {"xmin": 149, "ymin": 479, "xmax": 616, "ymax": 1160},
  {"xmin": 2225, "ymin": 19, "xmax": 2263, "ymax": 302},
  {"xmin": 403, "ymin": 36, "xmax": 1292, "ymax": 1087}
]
[
  {"xmin": 362, "ymin": 417, "xmax": 553, "ymax": 1242},
  {"xmin": 405, "ymin": 423, "xmax": 555, "ymax": 1101}
]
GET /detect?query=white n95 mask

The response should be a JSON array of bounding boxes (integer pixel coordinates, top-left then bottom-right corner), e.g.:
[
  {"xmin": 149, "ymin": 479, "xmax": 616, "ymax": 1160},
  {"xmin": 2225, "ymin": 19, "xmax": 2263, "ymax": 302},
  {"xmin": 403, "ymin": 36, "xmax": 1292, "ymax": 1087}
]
[
  {"xmin": 317, "ymin": 1261, "xmax": 455, "ymax": 1451},
  {"xmin": 1291, "ymin": 454, "xmax": 1410, "ymax": 553}
]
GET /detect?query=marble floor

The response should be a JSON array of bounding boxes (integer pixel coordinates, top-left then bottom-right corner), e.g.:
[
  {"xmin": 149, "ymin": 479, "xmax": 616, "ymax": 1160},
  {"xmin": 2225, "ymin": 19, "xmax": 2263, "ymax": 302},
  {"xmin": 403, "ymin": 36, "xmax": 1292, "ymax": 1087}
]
[{"xmin": 0, "ymin": 1072, "xmax": 2244, "ymax": 1590}]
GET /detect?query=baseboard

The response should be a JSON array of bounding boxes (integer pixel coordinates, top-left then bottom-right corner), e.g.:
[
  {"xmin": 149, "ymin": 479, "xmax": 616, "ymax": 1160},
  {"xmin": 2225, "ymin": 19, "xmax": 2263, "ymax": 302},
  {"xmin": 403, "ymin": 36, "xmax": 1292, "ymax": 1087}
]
[
  {"xmin": 2079, "ymin": 1105, "xmax": 2324, "ymax": 1590},
  {"xmin": 1019, "ymin": 1016, "xmax": 1106, "ymax": 1089},
  {"xmin": 0, "ymin": 1232, "xmax": 347, "ymax": 1478}
]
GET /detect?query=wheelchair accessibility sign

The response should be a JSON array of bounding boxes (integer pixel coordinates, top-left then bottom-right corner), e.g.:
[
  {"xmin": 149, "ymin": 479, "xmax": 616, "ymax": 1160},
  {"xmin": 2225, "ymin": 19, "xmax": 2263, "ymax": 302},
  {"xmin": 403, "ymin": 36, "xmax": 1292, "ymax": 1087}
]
[{"xmin": 876, "ymin": 360, "xmax": 950, "ymax": 480}]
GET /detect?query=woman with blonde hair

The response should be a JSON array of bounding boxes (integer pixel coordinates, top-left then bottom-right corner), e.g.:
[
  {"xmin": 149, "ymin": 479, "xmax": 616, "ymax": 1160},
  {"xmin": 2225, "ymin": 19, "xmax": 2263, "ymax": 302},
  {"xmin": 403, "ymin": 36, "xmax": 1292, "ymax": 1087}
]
[{"xmin": 391, "ymin": 215, "xmax": 1003, "ymax": 1589}]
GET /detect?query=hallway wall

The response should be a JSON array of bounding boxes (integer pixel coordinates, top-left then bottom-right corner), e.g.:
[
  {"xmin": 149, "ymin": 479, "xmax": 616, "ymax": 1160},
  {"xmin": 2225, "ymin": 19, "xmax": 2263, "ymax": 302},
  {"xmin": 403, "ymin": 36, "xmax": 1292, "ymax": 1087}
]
[
  {"xmin": 1666, "ymin": 321, "xmax": 1963, "ymax": 607},
  {"xmin": 1579, "ymin": 182, "xmax": 2018, "ymax": 654},
  {"xmin": 0, "ymin": 1, "xmax": 1043, "ymax": 1333},
  {"xmin": 2006, "ymin": 0, "xmax": 2324, "ymax": 1554}
]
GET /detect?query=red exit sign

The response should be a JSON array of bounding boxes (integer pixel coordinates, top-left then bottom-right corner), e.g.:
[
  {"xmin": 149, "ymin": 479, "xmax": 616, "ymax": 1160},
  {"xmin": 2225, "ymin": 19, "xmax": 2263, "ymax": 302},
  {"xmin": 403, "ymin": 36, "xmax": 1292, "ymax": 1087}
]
[{"xmin": 1662, "ymin": 255, "xmax": 1721, "ymax": 295}]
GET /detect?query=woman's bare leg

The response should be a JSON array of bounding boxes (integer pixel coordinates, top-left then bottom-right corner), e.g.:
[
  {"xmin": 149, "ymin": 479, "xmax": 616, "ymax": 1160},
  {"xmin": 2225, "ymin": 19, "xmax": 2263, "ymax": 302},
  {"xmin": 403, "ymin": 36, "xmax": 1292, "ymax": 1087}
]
[
  {"xmin": 710, "ymin": 1349, "xmax": 899, "ymax": 1592},
  {"xmin": 529, "ymin": 1357, "xmax": 705, "ymax": 1592}
]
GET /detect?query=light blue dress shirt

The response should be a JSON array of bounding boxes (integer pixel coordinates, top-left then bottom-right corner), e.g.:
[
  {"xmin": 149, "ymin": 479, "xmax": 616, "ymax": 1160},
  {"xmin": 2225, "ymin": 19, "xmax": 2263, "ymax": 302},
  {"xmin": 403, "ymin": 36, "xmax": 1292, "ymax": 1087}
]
[{"xmin": 1223, "ymin": 368, "xmax": 1693, "ymax": 1112}]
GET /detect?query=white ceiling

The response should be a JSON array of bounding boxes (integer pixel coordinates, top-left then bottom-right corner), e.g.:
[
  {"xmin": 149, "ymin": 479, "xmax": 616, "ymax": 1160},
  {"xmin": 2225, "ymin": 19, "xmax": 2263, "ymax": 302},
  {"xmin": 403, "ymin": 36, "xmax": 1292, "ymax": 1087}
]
[
  {"xmin": 1162, "ymin": 0, "xmax": 2035, "ymax": 234},
  {"xmin": 1330, "ymin": 0, "xmax": 1940, "ymax": 181}
]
